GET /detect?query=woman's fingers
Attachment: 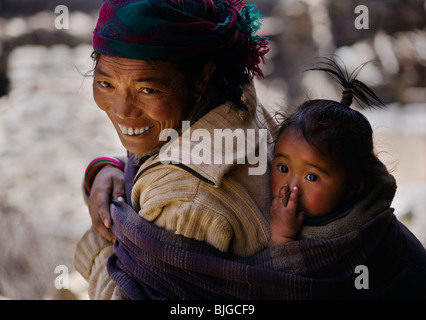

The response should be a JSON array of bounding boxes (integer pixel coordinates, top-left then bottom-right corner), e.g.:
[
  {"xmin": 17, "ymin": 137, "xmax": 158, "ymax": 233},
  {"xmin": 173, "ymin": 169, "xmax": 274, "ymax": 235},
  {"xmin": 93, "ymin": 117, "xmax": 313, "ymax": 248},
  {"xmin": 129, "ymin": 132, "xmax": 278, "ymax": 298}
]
[{"xmin": 87, "ymin": 165, "xmax": 125, "ymax": 242}]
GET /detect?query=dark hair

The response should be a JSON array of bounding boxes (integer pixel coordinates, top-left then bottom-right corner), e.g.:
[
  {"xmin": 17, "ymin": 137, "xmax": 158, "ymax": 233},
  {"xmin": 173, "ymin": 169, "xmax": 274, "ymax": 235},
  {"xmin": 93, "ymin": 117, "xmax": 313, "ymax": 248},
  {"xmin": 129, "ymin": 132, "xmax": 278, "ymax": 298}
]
[
  {"xmin": 277, "ymin": 58, "xmax": 385, "ymax": 196},
  {"xmin": 171, "ymin": 51, "xmax": 252, "ymax": 121}
]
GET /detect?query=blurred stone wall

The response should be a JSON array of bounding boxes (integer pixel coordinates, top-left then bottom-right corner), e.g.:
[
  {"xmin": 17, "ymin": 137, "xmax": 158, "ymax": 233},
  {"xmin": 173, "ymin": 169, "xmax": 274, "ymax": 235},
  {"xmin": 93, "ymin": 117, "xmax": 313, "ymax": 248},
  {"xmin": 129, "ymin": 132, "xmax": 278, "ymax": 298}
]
[
  {"xmin": 0, "ymin": 0, "xmax": 102, "ymax": 97},
  {"xmin": 0, "ymin": 0, "xmax": 425, "ymax": 300},
  {"xmin": 253, "ymin": 0, "xmax": 426, "ymax": 105}
]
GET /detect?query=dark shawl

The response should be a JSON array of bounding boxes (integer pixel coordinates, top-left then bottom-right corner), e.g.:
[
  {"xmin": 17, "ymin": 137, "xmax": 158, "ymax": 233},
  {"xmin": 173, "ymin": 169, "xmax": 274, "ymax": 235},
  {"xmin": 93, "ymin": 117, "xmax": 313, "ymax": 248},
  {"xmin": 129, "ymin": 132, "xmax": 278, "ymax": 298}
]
[{"xmin": 107, "ymin": 154, "xmax": 426, "ymax": 300}]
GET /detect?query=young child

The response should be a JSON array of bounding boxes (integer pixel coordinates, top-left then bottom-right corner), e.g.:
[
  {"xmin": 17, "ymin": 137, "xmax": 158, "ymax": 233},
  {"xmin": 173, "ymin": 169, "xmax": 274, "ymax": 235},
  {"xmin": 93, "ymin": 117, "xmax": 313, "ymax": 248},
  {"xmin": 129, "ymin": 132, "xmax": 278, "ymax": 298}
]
[{"xmin": 269, "ymin": 58, "xmax": 387, "ymax": 246}]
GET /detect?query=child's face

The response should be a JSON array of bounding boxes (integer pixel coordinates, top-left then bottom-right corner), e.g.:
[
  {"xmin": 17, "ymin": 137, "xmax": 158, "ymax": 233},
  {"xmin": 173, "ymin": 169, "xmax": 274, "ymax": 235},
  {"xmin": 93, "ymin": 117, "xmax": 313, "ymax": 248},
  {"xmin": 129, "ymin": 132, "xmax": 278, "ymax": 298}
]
[{"xmin": 271, "ymin": 128, "xmax": 348, "ymax": 218}]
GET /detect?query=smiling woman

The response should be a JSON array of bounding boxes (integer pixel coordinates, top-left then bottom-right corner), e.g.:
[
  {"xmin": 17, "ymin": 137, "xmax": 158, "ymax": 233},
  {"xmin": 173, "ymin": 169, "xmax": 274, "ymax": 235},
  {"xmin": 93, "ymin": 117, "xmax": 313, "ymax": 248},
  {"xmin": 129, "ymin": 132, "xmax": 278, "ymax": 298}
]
[
  {"xmin": 92, "ymin": 56, "xmax": 193, "ymax": 155},
  {"xmin": 74, "ymin": 0, "xmax": 278, "ymax": 300}
]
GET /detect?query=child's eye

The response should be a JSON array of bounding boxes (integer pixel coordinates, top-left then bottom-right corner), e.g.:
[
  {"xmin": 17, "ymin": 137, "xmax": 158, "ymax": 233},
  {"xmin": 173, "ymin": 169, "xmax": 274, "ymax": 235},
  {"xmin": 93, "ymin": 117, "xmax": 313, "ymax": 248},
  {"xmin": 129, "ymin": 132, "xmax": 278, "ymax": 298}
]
[
  {"xmin": 306, "ymin": 173, "xmax": 318, "ymax": 182},
  {"xmin": 277, "ymin": 165, "xmax": 289, "ymax": 173}
]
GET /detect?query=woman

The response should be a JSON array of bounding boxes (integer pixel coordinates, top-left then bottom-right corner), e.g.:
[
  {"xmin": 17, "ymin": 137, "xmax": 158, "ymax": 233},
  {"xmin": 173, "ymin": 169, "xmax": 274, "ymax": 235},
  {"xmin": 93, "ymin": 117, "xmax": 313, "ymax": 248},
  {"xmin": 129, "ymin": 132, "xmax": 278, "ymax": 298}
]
[
  {"xmin": 74, "ymin": 0, "xmax": 276, "ymax": 299},
  {"xmin": 75, "ymin": 0, "xmax": 426, "ymax": 300}
]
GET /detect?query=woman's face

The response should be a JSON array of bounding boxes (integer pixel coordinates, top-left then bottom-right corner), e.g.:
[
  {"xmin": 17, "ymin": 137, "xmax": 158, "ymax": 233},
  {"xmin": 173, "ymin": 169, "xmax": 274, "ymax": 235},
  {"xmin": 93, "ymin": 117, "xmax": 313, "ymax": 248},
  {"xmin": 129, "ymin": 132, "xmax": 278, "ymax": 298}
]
[
  {"xmin": 271, "ymin": 128, "xmax": 347, "ymax": 218},
  {"xmin": 93, "ymin": 55, "xmax": 192, "ymax": 155}
]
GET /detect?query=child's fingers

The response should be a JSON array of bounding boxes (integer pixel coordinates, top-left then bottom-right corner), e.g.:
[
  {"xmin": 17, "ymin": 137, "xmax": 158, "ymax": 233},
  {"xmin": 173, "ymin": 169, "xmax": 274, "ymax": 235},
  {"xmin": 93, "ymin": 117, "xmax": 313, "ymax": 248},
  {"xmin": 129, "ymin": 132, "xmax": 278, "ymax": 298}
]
[
  {"xmin": 278, "ymin": 184, "xmax": 287, "ymax": 198},
  {"xmin": 278, "ymin": 184, "xmax": 289, "ymax": 204},
  {"xmin": 271, "ymin": 185, "xmax": 286, "ymax": 212},
  {"xmin": 286, "ymin": 186, "xmax": 298, "ymax": 210}
]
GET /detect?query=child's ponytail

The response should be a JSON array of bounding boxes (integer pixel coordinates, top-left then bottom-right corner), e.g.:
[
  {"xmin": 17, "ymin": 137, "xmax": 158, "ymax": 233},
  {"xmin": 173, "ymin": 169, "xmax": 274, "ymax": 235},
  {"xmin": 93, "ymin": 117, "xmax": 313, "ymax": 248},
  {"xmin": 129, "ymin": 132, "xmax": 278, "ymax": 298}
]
[
  {"xmin": 306, "ymin": 57, "xmax": 384, "ymax": 110},
  {"xmin": 340, "ymin": 89, "xmax": 353, "ymax": 108}
]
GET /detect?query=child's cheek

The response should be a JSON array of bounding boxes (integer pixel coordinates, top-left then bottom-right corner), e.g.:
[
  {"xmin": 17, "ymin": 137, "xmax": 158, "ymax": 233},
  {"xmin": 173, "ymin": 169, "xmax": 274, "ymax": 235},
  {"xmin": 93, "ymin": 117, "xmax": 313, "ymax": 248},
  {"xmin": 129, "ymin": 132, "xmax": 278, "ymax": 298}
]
[{"xmin": 304, "ymin": 191, "xmax": 329, "ymax": 218}]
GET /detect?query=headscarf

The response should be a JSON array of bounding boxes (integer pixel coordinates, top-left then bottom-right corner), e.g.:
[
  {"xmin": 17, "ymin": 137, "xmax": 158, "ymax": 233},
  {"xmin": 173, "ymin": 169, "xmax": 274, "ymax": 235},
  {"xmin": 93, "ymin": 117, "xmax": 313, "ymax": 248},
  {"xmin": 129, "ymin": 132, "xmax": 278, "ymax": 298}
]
[{"xmin": 92, "ymin": 0, "xmax": 269, "ymax": 79}]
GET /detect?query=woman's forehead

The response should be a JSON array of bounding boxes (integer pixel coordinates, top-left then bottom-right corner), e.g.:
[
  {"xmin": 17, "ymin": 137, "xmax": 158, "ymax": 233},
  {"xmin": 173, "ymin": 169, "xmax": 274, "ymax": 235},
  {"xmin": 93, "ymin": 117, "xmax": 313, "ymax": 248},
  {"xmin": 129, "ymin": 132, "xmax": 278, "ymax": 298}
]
[
  {"xmin": 97, "ymin": 55, "xmax": 172, "ymax": 73},
  {"xmin": 95, "ymin": 55, "xmax": 183, "ymax": 85}
]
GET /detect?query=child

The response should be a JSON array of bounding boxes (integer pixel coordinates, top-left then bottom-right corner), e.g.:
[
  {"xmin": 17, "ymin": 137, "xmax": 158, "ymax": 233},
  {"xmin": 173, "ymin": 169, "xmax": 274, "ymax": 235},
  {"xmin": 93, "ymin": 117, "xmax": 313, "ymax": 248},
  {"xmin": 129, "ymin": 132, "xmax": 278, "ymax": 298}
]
[{"xmin": 269, "ymin": 58, "xmax": 387, "ymax": 246}]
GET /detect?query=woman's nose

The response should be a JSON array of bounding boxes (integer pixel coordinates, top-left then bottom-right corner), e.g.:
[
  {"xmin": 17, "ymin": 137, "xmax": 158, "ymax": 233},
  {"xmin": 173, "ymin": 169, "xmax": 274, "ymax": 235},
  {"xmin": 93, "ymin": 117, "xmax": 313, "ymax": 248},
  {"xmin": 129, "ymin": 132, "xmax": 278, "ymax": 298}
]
[{"xmin": 112, "ymin": 92, "xmax": 142, "ymax": 119}]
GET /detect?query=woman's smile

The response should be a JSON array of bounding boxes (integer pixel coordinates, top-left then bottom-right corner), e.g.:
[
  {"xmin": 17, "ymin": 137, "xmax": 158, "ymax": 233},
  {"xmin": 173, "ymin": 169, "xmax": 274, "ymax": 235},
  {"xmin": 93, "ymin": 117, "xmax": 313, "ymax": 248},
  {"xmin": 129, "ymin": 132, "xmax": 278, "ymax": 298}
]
[{"xmin": 117, "ymin": 124, "xmax": 154, "ymax": 136}]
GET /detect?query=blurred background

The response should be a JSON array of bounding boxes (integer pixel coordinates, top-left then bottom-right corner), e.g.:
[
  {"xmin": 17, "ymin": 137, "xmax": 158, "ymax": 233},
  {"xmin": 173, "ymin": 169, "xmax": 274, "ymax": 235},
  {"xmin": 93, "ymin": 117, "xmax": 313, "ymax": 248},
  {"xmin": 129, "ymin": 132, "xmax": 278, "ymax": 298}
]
[{"xmin": 0, "ymin": 0, "xmax": 425, "ymax": 300}]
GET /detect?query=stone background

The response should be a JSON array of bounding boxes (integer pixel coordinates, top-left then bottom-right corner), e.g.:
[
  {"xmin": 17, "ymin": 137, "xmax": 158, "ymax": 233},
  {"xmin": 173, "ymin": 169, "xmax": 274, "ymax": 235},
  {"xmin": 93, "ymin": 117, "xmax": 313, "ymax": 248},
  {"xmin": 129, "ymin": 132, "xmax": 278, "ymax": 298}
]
[{"xmin": 0, "ymin": 0, "xmax": 425, "ymax": 299}]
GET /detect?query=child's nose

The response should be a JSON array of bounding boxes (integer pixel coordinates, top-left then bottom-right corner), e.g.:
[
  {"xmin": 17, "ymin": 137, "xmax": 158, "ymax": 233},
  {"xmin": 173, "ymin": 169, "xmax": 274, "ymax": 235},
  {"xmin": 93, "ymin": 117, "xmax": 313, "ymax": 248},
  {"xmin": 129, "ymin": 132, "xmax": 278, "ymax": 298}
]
[
  {"xmin": 288, "ymin": 175, "xmax": 301, "ymax": 190},
  {"xmin": 287, "ymin": 179, "xmax": 304, "ymax": 198}
]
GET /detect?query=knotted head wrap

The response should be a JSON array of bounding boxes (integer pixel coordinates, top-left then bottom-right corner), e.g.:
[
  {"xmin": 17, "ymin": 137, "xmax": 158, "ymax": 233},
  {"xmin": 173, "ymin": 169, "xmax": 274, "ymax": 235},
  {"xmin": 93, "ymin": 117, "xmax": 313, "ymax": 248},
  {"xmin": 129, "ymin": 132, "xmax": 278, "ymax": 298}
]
[{"xmin": 93, "ymin": 0, "xmax": 269, "ymax": 79}]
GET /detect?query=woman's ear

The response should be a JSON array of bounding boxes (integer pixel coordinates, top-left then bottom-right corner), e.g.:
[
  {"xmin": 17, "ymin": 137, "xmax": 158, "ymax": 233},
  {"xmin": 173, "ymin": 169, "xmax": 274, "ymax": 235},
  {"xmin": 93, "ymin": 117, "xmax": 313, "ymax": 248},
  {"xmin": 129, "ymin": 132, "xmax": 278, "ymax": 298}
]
[{"xmin": 193, "ymin": 61, "xmax": 216, "ymax": 99}]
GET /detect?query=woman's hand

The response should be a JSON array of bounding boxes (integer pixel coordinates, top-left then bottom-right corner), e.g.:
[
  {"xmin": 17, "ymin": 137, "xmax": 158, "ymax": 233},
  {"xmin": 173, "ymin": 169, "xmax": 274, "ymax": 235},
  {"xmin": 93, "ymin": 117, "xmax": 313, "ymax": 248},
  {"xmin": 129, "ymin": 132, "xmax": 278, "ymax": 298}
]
[
  {"xmin": 269, "ymin": 185, "xmax": 305, "ymax": 247},
  {"xmin": 88, "ymin": 165, "xmax": 126, "ymax": 242}
]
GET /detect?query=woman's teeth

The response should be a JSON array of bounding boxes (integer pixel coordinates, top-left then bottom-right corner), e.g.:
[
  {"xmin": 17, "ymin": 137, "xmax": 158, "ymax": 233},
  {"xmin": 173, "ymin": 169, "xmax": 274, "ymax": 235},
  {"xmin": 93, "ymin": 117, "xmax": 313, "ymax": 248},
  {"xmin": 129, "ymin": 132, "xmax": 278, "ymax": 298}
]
[{"xmin": 118, "ymin": 124, "xmax": 152, "ymax": 136}]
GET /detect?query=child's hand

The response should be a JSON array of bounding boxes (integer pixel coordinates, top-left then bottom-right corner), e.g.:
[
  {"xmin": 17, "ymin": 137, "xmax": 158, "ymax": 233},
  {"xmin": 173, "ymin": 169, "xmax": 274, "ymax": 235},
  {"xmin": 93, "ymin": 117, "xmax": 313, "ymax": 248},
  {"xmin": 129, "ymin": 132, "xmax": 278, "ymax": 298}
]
[{"xmin": 269, "ymin": 185, "xmax": 305, "ymax": 246}]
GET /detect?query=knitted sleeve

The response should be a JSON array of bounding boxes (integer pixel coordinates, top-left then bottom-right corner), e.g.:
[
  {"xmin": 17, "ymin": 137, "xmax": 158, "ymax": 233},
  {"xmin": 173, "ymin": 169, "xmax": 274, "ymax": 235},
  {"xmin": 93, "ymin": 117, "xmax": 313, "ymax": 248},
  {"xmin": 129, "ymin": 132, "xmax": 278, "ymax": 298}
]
[
  {"xmin": 81, "ymin": 155, "xmax": 128, "ymax": 204},
  {"xmin": 73, "ymin": 227, "xmax": 117, "ymax": 299}
]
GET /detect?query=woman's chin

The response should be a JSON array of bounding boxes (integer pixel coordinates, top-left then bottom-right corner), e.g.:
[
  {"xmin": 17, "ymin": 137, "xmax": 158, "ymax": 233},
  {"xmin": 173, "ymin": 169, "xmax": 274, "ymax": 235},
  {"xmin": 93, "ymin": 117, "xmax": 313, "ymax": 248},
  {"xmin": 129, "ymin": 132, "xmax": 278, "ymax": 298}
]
[{"xmin": 117, "ymin": 130, "xmax": 158, "ymax": 154}]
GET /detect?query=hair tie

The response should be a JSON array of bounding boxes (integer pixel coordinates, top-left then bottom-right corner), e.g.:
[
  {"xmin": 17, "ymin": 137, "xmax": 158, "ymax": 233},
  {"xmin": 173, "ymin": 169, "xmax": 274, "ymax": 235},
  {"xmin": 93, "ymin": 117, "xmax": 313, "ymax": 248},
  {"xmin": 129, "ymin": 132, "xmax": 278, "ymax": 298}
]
[
  {"xmin": 306, "ymin": 57, "xmax": 384, "ymax": 110},
  {"xmin": 340, "ymin": 88, "xmax": 353, "ymax": 108}
]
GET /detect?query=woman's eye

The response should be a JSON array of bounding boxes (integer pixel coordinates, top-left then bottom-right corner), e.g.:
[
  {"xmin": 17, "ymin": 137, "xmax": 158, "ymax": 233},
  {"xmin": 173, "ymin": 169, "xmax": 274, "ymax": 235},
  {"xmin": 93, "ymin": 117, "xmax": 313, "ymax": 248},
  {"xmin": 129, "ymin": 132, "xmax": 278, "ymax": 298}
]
[
  {"xmin": 277, "ymin": 165, "xmax": 288, "ymax": 174},
  {"xmin": 306, "ymin": 173, "xmax": 318, "ymax": 182},
  {"xmin": 98, "ymin": 81, "xmax": 112, "ymax": 88},
  {"xmin": 141, "ymin": 88, "xmax": 155, "ymax": 94}
]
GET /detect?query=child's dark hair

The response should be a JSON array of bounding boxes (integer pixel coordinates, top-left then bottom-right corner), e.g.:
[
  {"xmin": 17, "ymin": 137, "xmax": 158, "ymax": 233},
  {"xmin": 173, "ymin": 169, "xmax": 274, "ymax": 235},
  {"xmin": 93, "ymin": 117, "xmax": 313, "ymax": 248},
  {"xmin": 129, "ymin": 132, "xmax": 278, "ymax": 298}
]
[{"xmin": 277, "ymin": 57, "xmax": 385, "ymax": 197}]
